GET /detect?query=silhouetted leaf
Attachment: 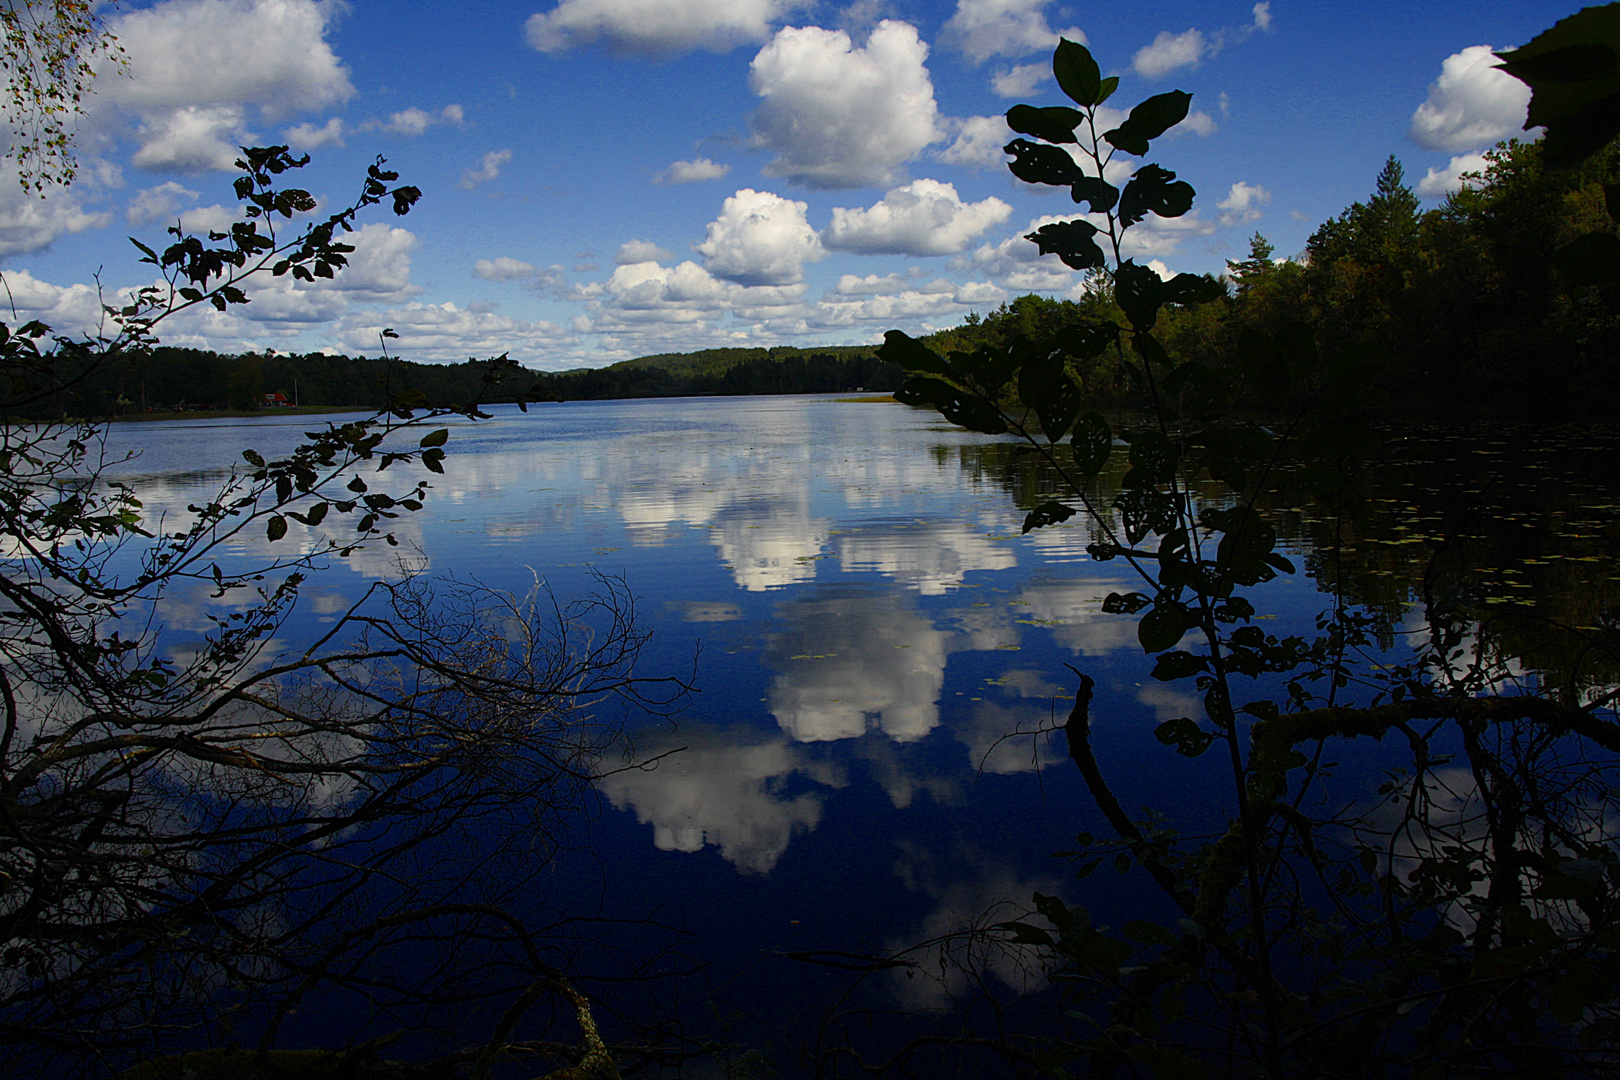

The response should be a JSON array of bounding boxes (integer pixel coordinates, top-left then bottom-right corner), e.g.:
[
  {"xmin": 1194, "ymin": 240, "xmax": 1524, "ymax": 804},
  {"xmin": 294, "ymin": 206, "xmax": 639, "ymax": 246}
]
[
  {"xmin": 1053, "ymin": 321, "xmax": 1118, "ymax": 361},
  {"xmin": 1103, "ymin": 91, "xmax": 1192, "ymax": 156},
  {"xmin": 1005, "ymin": 139, "xmax": 1086, "ymax": 187},
  {"xmin": 1160, "ymin": 360, "xmax": 1217, "ymax": 398},
  {"xmin": 1139, "ymin": 600, "xmax": 1193, "ymax": 653},
  {"xmin": 1163, "ymin": 272, "xmax": 1224, "ymax": 306},
  {"xmin": 1122, "ymin": 429, "xmax": 1176, "ymax": 487},
  {"xmin": 266, "ymin": 515, "xmax": 287, "ymax": 542},
  {"xmin": 1070, "ymin": 411, "xmax": 1112, "ymax": 476},
  {"xmin": 1023, "ymin": 501, "xmax": 1077, "ymax": 533},
  {"xmin": 1053, "ymin": 38, "xmax": 1101, "ymax": 106},
  {"xmin": 878, "ymin": 329, "xmax": 953, "ymax": 376},
  {"xmin": 894, "ymin": 376, "xmax": 1008, "ymax": 434},
  {"xmin": 959, "ymin": 344, "xmax": 1019, "ymax": 396},
  {"xmin": 1122, "ymin": 920, "xmax": 1179, "ymax": 946},
  {"xmin": 1496, "ymin": 7, "xmax": 1620, "ymax": 168},
  {"xmin": 1155, "ymin": 717, "xmax": 1215, "ymax": 756},
  {"xmin": 1152, "ymin": 651, "xmax": 1206, "ymax": 681},
  {"xmin": 1019, "ymin": 350, "xmax": 1083, "ymax": 440},
  {"xmin": 1033, "ymin": 892, "xmax": 1073, "ymax": 930},
  {"xmin": 1007, "ymin": 104, "xmax": 1083, "ymax": 144},
  {"xmin": 1103, "ymin": 591, "xmax": 1151, "ymax": 614},
  {"xmin": 1070, "ymin": 176, "xmax": 1119, "ymax": 213},
  {"xmin": 1196, "ymin": 423, "xmax": 1274, "ymax": 487},
  {"xmin": 998, "ymin": 921, "xmax": 1055, "ymax": 946},
  {"xmin": 1115, "ymin": 262, "xmax": 1165, "ymax": 330},
  {"xmin": 1117, "ymin": 487, "xmax": 1176, "ymax": 544},
  {"xmin": 1025, "ymin": 219, "xmax": 1106, "ymax": 270},
  {"xmin": 1118, "ymin": 164, "xmax": 1196, "ymax": 226}
]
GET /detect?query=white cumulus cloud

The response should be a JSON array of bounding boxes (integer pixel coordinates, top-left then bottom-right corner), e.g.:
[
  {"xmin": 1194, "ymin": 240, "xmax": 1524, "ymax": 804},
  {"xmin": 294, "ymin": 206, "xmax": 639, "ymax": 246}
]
[
  {"xmin": 372, "ymin": 104, "xmax": 464, "ymax": 137},
  {"xmin": 525, "ymin": 0, "xmax": 802, "ymax": 57},
  {"xmin": 991, "ymin": 62, "xmax": 1048, "ymax": 98},
  {"xmin": 1416, "ymin": 152, "xmax": 1491, "ymax": 198},
  {"xmin": 1408, "ymin": 45, "xmax": 1532, "ymax": 153},
  {"xmin": 0, "ymin": 169, "xmax": 111, "ymax": 258},
  {"xmin": 936, "ymin": 115, "xmax": 1013, "ymax": 170},
  {"xmin": 0, "ymin": 269, "xmax": 118, "ymax": 334},
  {"xmin": 955, "ymin": 214, "xmax": 1080, "ymax": 292},
  {"xmin": 749, "ymin": 20, "xmax": 944, "ymax": 189},
  {"xmin": 658, "ymin": 157, "xmax": 731, "ymax": 184},
  {"xmin": 337, "ymin": 302, "xmax": 575, "ymax": 366},
  {"xmin": 1217, "ymin": 180, "xmax": 1271, "ymax": 227},
  {"xmin": 285, "ymin": 116, "xmax": 344, "ymax": 150},
  {"xmin": 326, "ymin": 223, "xmax": 421, "ymax": 302},
  {"xmin": 129, "ymin": 104, "xmax": 247, "ymax": 172},
  {"xmin": 616, "ymin": 239, "xmax": 678, "ymax": 264},
  {"xmin": 1176, "ymin": 110, "xmax": 1218, "ymax": 137},
  {"xmin": 473, "ymin": 257, "xmax": 540, "ymax": 282},
  {"xmin": 127, "ymin": 181, "xmax": 199, "ymax": 226},
  {"xmin": 105, "ymin": 0, "xmax": 354, "ymax": 171},
  {"xmin": 459, "ymin": 149, "xmax": 512, "ymax": 190},
  {"xmin": 942, "ymin": 0, "xmax": 1083, "ymax": 65},
  {"xmin": 824, "ymin": 179, "xmax": 1012, "ymax": 256},
  {"xmin": 695, "ymin": 188, "xmax": 824, "ymax": 285},
  {"xmin": 1133, "ymin": 28, "xmax": 1208, "ymax": 79},
  {"xmin": 1252, "ymin": 3, "xmax": 1273, "ymax": 32}
]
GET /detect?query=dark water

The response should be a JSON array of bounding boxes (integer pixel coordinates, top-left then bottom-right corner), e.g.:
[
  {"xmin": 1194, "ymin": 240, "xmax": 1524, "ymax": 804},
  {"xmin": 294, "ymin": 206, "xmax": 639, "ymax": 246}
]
[{"xmin": 99, "ymin": 399, "xmax": 1620, "ymax": 1068}]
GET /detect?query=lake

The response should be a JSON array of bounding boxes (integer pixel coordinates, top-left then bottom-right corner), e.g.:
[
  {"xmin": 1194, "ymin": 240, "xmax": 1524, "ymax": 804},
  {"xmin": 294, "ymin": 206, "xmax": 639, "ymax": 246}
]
[{"xmin": 97, "ymin": 396, "xmax": 1620, "ymax": 1072}]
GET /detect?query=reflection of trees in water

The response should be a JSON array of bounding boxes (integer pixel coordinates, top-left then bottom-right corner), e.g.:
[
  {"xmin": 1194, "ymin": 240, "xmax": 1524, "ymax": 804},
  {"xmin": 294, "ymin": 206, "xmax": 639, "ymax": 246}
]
[{"xmin": 947, "ymin": 422, "xmax": 1620, "ymax": 694}]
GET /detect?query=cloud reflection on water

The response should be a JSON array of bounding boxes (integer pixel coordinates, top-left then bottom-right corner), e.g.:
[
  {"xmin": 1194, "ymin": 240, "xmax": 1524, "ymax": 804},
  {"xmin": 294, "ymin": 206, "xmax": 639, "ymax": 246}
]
[
  {"xmin": 767, "ymin": 589, "xmax": 951, "ymax": 743},
  {"xmin": 600, "ymin": 727, "xmax": 833, "ymax": 875}
]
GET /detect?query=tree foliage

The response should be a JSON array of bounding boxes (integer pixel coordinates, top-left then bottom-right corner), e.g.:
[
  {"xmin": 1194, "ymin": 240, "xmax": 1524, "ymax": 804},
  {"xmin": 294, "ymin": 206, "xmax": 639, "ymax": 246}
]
[
  {"xmin": 0, "ymin": 0, "xmax": 123, "ymax": 192},
  {"xmin": 0, "ymin": 149, "xmax": 690, "ymax": 1077},
  {"xmin": 861, "ymin": 33, "xmax": 1620, "ymax": 1079}
]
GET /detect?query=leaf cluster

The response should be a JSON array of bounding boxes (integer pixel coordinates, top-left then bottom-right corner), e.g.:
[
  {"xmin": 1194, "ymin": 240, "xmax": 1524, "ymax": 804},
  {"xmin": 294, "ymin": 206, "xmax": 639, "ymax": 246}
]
[{"xmin": 866, "ymin": 30, "xmax": 1620, "ymax": 1080}]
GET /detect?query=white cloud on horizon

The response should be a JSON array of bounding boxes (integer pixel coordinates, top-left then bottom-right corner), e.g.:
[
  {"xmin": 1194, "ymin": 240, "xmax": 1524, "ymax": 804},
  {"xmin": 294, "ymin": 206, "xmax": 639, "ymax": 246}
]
[
  {"xmin": 337, "ymin": 301, "xmax": 575, "ymax": 363},
  {"xmin": 0, "ymin": 169, "xmax": 113, "ymax": 256}
]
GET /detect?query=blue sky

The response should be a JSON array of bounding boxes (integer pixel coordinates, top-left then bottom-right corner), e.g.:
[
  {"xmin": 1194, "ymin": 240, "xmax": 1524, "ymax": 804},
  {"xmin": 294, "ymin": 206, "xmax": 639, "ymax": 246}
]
[{"xmin": 0, "ymin": 0, "xmax": 1574, "ymax": 370}]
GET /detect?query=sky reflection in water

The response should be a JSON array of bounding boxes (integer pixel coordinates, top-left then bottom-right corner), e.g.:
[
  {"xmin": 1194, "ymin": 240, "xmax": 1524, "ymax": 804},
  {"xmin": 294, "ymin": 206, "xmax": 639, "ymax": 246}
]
[{"xmin": 103, "ymin": 394, "xmax": 1335, "ymax": 1023}]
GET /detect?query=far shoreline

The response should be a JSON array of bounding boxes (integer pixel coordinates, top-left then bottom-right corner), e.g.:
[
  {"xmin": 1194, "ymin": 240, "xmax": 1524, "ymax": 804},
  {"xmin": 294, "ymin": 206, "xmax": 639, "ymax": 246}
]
[{"xmin": 104, "ymin": 394, "xmax": 902, "ymax": 423}]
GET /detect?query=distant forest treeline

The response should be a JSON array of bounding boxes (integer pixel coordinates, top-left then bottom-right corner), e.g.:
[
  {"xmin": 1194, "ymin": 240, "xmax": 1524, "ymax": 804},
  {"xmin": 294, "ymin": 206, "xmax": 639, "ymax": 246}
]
[
  {"xmin": 25, "ymin": 343, "xmax": 902, "ymax": 419},
  {"xmin": 24, "ymin": 134, "xmax": 1618, "ymax": 422},
  {"xmin": 928, "ymin": 137, "xmax": 1620, "ymax": 419}
]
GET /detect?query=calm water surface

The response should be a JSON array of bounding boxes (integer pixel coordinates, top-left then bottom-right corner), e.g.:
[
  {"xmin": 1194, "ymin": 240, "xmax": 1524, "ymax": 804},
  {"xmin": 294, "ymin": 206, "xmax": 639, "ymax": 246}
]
[{"xmin": 98, "ymin": 396, "xmax": 1620, "ymax": 1060}]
